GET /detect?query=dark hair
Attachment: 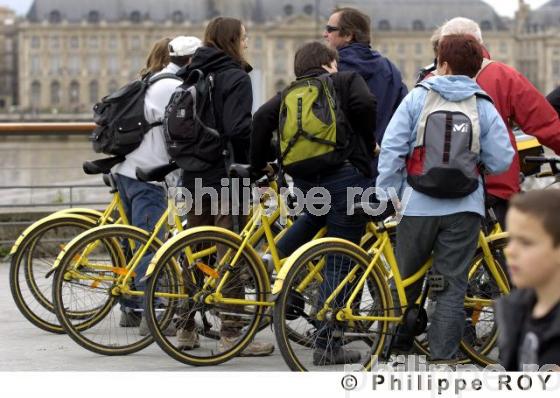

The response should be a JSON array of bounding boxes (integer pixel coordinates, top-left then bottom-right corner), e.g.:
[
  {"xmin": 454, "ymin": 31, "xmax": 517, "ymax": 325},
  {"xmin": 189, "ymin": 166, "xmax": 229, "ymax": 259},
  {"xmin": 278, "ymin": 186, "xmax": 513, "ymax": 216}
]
[
  {"xmin": 294, "ymin": 42, "xmax": 339, "ymax": 77},
  {"xmin": 170, "ymin": 55, "xmax": 193, "ymax": 67},
  {"xmin": 140, "ymin": 37, "xmax": 171, "ymax": 78},
  {"xmin": 333, "ymin": 7, "xmax": 371, "ymax": 45},
  {"xmin": 204, "ymin": 17, "xmax": 247, "ymax": 67},
  {"xmin": 510, "ymin": 190, "xmax": 560, "ymax": 246},
  {"xmin": 437, "ymin": 34, "xmax": 482, "ymax": 78}
]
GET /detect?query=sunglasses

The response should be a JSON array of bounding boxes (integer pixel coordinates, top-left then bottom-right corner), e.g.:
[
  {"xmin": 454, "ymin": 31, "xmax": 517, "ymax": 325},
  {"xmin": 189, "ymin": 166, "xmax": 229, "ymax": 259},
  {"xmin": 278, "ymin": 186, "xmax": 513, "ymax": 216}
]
[{"xmin": 325, "ymin": 25, "xmax": 340, "ymax": 33}]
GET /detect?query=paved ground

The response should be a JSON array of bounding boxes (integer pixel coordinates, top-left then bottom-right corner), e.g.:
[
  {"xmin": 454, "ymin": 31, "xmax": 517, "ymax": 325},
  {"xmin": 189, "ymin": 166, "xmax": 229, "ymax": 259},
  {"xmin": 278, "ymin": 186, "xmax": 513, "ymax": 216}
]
[{"xmin": 0, "ymin": 262, "xmax": 289, "ymax": 371}]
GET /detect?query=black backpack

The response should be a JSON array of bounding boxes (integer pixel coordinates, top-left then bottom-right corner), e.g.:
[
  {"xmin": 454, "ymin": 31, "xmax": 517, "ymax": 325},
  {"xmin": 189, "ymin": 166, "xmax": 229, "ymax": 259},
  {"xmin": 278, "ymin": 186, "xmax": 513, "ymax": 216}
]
[
  {"xmin": 90, "ymin": 72, "xmax": 182, "ymax": 156},
  {"xmin": 164, "ymin": 69, "xmax": 224, "ymax": 172}
]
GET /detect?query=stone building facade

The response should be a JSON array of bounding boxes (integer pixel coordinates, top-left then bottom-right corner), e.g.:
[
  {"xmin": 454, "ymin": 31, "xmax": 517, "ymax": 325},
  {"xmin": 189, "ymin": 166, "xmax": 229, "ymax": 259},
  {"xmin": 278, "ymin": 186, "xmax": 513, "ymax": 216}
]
[{"xmin": 0, "ymin": 0, "xmax": 559, "ymax": 118}]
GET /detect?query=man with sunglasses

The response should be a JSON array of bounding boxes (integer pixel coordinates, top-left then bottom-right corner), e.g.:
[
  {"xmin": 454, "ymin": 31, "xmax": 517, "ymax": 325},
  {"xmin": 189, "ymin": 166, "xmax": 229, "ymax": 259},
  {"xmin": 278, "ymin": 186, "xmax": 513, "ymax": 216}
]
[{"xmin": 324, "ymin": 7, "xmax": 408, "ymax": 177}]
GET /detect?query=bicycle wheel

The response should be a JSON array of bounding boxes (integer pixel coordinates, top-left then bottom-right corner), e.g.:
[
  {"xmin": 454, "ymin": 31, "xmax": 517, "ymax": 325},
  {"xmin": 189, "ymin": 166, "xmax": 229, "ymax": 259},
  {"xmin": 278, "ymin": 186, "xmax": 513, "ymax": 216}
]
[
  {"xmin": 145, "ymin": 227, "xmax": 269, "ymax": 366},
  {"xmin": 9, "ymin": 214, "xmax": 100, "ymax": 333},
  {"xmin": 273, "ymin": 239, "xmax": 394, "ymax": 371},
  {"xmin": 460, "ymin": 238, "xmax": 510, "ymax": 365},
  {"xmin": 52, "ymin": 225, "xmax": 167, "ymax": 355}
]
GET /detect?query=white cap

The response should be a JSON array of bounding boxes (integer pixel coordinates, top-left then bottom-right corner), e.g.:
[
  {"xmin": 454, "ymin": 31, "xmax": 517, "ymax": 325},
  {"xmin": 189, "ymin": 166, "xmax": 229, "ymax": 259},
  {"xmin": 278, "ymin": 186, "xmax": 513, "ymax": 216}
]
[{"xmin": 169, "ymin": 36, "xmax": 202, "ymax": 57}]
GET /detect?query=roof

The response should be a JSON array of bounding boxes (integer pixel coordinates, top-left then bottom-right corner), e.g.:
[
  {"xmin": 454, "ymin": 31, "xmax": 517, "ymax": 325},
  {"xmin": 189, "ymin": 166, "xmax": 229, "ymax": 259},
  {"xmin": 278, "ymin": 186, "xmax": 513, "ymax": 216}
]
[{"xmin": 26, "ymin": 0, "xmax": 508, "ymax": 31}]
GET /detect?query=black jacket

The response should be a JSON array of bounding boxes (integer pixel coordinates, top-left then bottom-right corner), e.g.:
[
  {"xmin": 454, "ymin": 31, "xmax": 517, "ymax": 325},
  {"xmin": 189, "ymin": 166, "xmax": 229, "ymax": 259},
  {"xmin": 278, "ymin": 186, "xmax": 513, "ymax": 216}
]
[
  {"xmin": 251, "ymin": 69, "xmax": 377, "ymax": 178},
  {"xmin": 178, "ymin": 46, "xmax": 253, "ymax": 187},
  {"xmin": 547, "ymin": 86, "xmax": 560, "ymax": 119},
  {"xmin": 495, "ymin": 289, "xmax": 560, "ymax": 370}
]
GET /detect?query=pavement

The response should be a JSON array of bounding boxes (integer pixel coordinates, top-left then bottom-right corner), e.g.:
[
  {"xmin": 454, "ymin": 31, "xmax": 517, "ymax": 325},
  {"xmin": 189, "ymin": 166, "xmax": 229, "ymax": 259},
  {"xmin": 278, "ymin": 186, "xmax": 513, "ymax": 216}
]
[{"xmin": 0, "ymin": 262, "xmax": 289, "ymax": 371}]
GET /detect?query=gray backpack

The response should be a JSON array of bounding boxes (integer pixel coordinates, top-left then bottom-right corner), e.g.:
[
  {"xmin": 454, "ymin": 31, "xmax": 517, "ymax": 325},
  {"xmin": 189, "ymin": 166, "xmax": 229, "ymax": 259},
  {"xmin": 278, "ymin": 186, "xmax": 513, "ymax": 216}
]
[{"xmin": 405, "ymin": 83, "xmax": 493, "ymax": 198}]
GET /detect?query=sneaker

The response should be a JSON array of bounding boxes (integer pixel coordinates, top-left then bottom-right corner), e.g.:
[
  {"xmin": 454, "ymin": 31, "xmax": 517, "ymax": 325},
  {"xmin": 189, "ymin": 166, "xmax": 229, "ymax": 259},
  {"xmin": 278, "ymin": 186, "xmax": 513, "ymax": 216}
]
[
  {"xmin": 218, "ymin": 336, "xmax": 275, "ymax": 357},
  {"xmin": 139, "ymin": 317, "xmax": 177, "ymax": 337},
  {"xmin": 313, "ymin": 347, "xmax": 361, "ymax": 366},
  {"xmin": 119, "ymin": 310, "xmax": 141, "ymax": 327},
  {"xmin": 177, "ymin": 328, "xmax": 200, "ymax": 350}
]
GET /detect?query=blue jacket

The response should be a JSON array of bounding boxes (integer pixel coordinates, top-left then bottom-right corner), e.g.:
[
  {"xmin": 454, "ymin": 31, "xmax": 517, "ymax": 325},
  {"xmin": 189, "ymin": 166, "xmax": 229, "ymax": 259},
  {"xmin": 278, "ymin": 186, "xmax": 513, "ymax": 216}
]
[
  {"xmin": 338, "ymin": 43, "xmax": 408, "ymax": 145},
  {"xmin": 376, "ymin": 75, "xmax": 514, "ymax": 217}
]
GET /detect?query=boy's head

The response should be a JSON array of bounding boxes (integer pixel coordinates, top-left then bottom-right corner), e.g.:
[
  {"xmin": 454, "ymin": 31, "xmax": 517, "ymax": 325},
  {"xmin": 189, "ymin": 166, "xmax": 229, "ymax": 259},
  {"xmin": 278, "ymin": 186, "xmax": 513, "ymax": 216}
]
[
  {"xmin": 505, "ymin": 190, "xmax": 560, "ymax": 289},
  {"xmin": 294, "ymin": 42, "xmax": 339, "ymax": 78},
  {"xmin": 436, "ymin": 34, "xmax": 482, "ymax": 78}
]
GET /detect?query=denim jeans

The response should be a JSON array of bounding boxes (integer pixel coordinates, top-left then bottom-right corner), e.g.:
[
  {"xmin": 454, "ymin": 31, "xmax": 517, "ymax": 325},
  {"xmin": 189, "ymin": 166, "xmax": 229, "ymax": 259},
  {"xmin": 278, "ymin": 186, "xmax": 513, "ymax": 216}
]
[
  {"xmin": 395, "ymin": 212, "xmax": 481, "ymax": 359},
  {"xmin": 115, "ymin": 174, "xmax": 166, "ymax": 310},
  {"xmin": 277, "ymin": 164, "xmax": 373, "ymax": 349}
]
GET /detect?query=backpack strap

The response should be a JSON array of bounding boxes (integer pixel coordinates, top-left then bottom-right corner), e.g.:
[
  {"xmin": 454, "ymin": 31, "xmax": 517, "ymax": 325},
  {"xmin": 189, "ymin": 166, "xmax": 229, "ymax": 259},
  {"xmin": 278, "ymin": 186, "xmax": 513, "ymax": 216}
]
[
  {"xmin": 144, "ymin": 72, "xmax": 183, "ymax": 129},
  {"xmin": 148, "ymin": 72, "xmax": 183, "ymax": 85}
]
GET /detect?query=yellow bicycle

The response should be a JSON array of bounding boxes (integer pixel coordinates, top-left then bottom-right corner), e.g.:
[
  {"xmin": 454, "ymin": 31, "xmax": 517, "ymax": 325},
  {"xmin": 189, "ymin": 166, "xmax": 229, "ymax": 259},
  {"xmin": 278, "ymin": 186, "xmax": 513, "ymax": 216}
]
[
  {"xmin": 9, "ymin": 156, "xmax": 129, "ymax": 333},
  {"xmin": 272, "ymin": 205, "xmax": 510, "ymax": 371}
]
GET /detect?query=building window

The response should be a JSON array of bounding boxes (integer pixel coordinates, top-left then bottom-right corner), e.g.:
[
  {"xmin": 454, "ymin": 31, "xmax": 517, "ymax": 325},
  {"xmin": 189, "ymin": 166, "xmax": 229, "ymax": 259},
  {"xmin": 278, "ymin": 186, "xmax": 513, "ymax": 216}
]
[
  {"xmin": 274, "ymin": 57, "xmax": 287, "ymax": 74},
  {"xmin": 397, "ymin": 43, "xmax": 406, "ymax": 54},
  {"xmin": 108, "ymin": 35, "xmax": 118, "ymax": 50},
  {"xmin": 412, "ymin": 20, "xmax": 425, "ymax": 31},
  {"xmin": 68, "ymin": 56, "xmax": 81, "ymax": 75},
  {"xmin": 108, "ymin": 57, "xmax": 119, "ymax": 74},
  {"xmin": 130, "ymin": 11, "xmax": 142, "ymax": 24},
  {"xmin": 89, "ymin": 80, "xmax": 99, "ymax": 103},
  {"xmin": 415, "ymin": 43, "xmax": 423, "ymax": 55},
  {"xmin": 30, "ymin": 55, "xmax": 41, "ymax": 74},
  {"xmin": 130, "ymin": 35, "xmax": 141, "ymax": 50},
  {"xmin": 284, "ymin": 5, "xmax": 294, "ymax": 16},
  {"xmin": 31, "ymin": 81, "xmax": 41, "ymax": 108},
  {"xmin": 276, "ymin": 39, "xmax": 285, "ymax": 50},
  {"xmin": 31, "ymin": 36, "xmax": 40, "ymax": 49},
  {"xmin": 69, "ymin": 81, "xmax": 80, "ymax": 103},
  {"xmin": 171, "ymin": 10, "xmax": 183, "ymax": 23},
  {"xmin": 50, "ymin": 36, "xmax": 60, "ymax": 49},
  {"xmin": 254, "ymin": 36, "xmax": 263, "ymax": 50},
  {"xmin": 50, "ymin": 55, "xmax": 62, "ymax": 75},
  {"xmin": 88, "ymin": 36, "xmax": 99, "ymax": 49},
  {"xmin": 131, "ymin": 54, "xmax": 144, "ymax": 73},
  {"xmin": 50, "ymin": 81, "xmax": 61, "ymax": 106},
  {"xmin": 88, "ymin": 56, "xmax": 100, "ymax": 74},
  {"xmin": 69, "ymin": 36, "xmax": 79, "ymax": 49},
  {"xmin": 88, "ymin": 10, "xmax": 100, "ymax": 24},
  {"xmin": 378, "ymin": 20, "xmax": 391, "ymax": 31},
  {"xmin": 303, "ymin": 4, "xmax": 314, "ymax": 15},
  {"xmin": 49, "ymin": 10, "xmax": 62, "ymax": 24},
  {"xmin": 480, "ymin": 20, "xmax": 492, "ymax": 30}
]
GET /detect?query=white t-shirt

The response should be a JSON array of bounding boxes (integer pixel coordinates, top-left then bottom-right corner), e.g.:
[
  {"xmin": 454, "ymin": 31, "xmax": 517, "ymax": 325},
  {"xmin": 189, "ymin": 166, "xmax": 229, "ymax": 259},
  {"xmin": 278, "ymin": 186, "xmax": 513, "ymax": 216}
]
[{"xmin": 113, "ymin": 63, "xmax": 182, "ymax": 185}]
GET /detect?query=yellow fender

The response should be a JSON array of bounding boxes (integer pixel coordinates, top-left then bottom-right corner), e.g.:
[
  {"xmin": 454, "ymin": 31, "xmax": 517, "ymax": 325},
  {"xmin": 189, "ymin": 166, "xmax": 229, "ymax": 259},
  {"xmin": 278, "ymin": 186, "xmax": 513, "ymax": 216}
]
[
  {"xmin": 51, "ymin": 224, "xmax": 163, "ymax": 272},
  {"xmin": 48, "ymin": 208, "xmax": 105, "ymax": 218},
  {"xmin": 272, "ymin": 237, "xmax": 369, "ymax": 296},
  {"xmin": 9, "ymin": 212, "xmax": 102, "ymax": 256},
  {"xmin": 143, "ymin": 226, "xmax": 269, "ymax": 287},
  {"xmin": 486, "ymin": 231, "xmax": 509, "ymax": 244}
]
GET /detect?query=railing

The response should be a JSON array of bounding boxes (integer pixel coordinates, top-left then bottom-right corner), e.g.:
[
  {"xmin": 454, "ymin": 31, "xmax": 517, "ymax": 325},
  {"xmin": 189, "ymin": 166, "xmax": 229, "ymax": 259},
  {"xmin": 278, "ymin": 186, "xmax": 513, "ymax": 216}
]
[{"xmin": 0, "ymin": 122, "xmax": 95, "ymax": 136}]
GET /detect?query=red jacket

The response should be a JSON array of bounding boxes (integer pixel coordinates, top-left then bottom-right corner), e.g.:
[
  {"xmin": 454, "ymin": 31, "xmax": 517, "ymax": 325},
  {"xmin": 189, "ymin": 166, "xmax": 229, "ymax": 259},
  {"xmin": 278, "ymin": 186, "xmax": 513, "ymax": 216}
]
[
  {"xmin": 424, "ymin": 53, "xmax": 560, "ymax": 199},
  {"xmin": 476, "ymin": 58, "xmax": 560, "ymax": 199}
]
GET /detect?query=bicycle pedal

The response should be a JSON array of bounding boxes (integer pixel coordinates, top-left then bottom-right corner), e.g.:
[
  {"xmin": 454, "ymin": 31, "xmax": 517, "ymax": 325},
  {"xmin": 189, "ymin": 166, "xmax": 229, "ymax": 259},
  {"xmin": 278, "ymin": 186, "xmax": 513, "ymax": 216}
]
[{"xmin": 428, "ymin": 274, "xmax": 446, "ymax": 292}]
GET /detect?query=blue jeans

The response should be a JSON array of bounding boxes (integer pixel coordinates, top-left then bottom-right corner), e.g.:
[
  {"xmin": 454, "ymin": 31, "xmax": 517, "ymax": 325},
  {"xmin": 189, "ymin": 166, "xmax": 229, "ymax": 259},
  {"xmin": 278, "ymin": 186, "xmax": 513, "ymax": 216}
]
[
  {"xmin": 115, "ymin": 174, "xmax": 166, "ymax": 310},
  {"xmin": 277, "ymin": 164, "xmax": 372, "ymax": 349}
]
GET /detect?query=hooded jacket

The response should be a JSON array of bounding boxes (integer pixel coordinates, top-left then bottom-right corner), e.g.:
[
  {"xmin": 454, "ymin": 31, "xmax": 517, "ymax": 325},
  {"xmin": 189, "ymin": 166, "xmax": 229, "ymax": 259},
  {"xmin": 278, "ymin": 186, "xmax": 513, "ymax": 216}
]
[
  {"xmin": 377, "ymin": 75, "xmax": 514, "ymax": 217},
  {"xmin": 178, "ymin": 46, "xmax": 253, "ymax": 188},
  {"xmin": 495, "ymin": 289, "xmax": 560, "ymax": 370},
  {"xmin": 338, "ymin": 43, "xmax": 408, "ymax": 145},
  {"xmin": 425, "ymin": 55, "xmax": 560, "ymax": 200}
]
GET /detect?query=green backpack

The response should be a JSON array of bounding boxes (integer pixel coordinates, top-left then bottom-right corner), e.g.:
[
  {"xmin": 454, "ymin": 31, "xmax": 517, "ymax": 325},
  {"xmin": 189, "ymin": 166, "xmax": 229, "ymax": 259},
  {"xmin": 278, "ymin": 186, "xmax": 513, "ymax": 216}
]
[{"xmin": 278, "ymin": 75, "xmax": 353, "ymax": 177}]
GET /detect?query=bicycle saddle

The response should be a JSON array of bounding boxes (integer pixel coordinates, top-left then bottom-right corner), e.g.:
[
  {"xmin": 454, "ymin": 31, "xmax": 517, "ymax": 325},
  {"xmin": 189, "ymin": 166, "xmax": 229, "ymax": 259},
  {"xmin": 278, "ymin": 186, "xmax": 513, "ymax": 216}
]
[
  {"xmin": 83, "ymin": 156, "xmax": 125, "ymax": 175},
  {"xmin": 136, "ymin": 162, "xmax": 179, "ymax": 183}
]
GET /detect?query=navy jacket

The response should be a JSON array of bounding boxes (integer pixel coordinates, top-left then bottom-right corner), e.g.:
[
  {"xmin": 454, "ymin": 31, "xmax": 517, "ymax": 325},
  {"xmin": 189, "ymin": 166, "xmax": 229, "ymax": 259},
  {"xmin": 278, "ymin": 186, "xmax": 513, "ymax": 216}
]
[{"xmin": 338, "ymin": 43, "xmax": 408, "ymax": 145}]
